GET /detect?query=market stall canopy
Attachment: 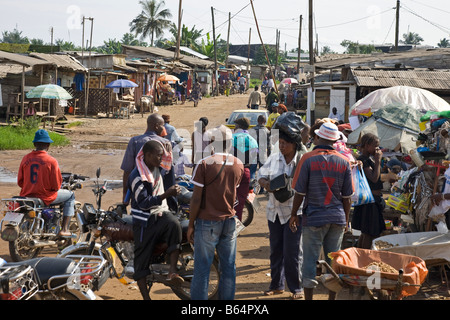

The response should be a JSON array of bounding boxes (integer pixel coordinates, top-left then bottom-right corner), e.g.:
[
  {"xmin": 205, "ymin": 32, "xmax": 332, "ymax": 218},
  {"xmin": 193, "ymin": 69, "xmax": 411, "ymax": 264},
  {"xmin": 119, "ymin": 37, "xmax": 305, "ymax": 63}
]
[
  {"xmin": 26, "ymin": 84, "xmax": 73, "ymax": 100},
  {"xmin": 157, "ymin": 74, "xmax": 180, "ymax": 83},
  {"xmin": 349, "ymin": 85, "xmax": 450, "ymax": 116},
  {"xmin": 347, "ymin": 103, "xmax": 422, "ymax": 153},
  {"xmin": 105, "ymin": 79, "xmax": 138, "ymax": 88},
  {"xmin": 281, "ymin": 78, "xmax": 298, "ymax": 84}
]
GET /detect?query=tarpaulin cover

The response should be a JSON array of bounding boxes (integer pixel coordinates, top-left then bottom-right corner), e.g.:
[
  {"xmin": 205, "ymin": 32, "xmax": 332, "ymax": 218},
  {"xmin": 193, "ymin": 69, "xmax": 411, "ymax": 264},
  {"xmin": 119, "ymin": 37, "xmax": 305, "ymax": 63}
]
[
  {"xmin": 330, "ymin": 247, "xmax": 428, "ymax": 297},
  {"xmin": 350, "ymin": 86, "xmax": 450, "ymax": 116},
  {"xmin": 372, "ymin": 231, "xmax": 450, "ymax": 263}
]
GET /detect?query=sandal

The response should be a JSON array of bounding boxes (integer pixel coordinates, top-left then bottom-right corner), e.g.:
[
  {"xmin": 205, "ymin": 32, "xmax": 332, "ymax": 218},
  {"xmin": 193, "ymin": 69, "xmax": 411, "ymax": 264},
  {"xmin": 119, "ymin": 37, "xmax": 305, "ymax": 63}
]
[
  {"xmin": 263, "ymin": 289, "xmax": 284, "ymax": 296},
  {"xmin": 166, "ymin": 273, "xmax": 184, "ymax": 286},
  {"xmin": 292, "ymin": 292, "xmax": 304, "ymax": 300}
]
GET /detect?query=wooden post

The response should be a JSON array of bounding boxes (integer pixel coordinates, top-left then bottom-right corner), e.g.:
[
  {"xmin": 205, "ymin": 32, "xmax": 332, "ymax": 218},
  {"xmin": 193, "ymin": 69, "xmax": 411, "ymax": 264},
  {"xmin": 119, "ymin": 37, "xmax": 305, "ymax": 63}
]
[
  {"xmin": 249, "ymin": 0, "xmax": 279, "ymax": 96},
  {"xmin": 395, "ymin": 0, "xmax": 400, "ymax": 52},
  {"xmin": 297, "ymin": 15, "xmax": 302, "ymax": 74},
  {"xmin": 40, "ymin": 65, "xmax": 43, "ymax": 112},
  {"xmin": 211, "ymin": 7, "xmax": 218, "ymax": 96},
  {"xmin": 309, "ymin": 0, "xmax": 315, "ymax": 123},
  {"xmin": 247, "ymin": 28, "xmax": 251, "ymax": 83},
  {"xmin": 226, "ymin": 12, "xmax": 231, "ymax": 67},
  {"xmin": 175, "ymin": 0, "xmax": 182, "ymax": 60},
  {"xmin": 21, "ymin": 65, "xmax": 25, "ymax": 119}
]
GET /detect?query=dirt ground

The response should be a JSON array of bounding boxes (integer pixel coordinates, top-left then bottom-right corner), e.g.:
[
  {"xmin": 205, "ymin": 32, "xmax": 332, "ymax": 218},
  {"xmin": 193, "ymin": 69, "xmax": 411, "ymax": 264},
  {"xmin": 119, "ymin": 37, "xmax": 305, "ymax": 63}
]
[{"xmin": 0, "ymin": 92, "xmax": 448, "ymax": 302}]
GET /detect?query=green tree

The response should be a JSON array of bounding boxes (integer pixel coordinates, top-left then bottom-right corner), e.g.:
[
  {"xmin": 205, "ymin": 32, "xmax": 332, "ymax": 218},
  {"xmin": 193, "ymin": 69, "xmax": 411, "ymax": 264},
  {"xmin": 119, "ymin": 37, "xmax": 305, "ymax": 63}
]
[
  {"xmin": 96, "ymin": 39, "xmax": 122, "ymax": 54},
  {"xmin": 1, "ymin": 28, "xmax": 29, "ymax": 44},
  {"xmin": 121, "ymin": 33, "xmax": 147, "ymax": 46},
  {"xmin": 320, "ymin": 45, "xmax": 335, "ymax": 55},
  {"xmin": 129, "ymin": 0, "xmax": 172, "ymax": 46},
  {"xmin": 400, "ymin": 32, "xmax": 424, "ymax": 45},
  {"xmin": 55, "ymin": 39, "xmax": 77, "ymax": 51},
  {"xmin": 340, "ymin": 40, "xmax": 379, "ymax": 54},
  {"xmin": 438, "ymin": 38, "xmax": 450, "ymax": 48},
  {"xmin": 252, "ymin": 45, "xmax": 282, "ymax": 65},
  {"xmin": 168, "ymin": 23, "xmax": 203, "ymax": 50}
]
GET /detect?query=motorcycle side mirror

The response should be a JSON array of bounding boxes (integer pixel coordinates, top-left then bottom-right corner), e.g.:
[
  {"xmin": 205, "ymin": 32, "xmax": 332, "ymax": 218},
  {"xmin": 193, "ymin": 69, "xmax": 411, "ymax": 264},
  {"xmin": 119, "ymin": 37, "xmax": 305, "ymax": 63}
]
[{"xmin": 96, "ymin": 168, "xmax": 101, "ymax": 178}]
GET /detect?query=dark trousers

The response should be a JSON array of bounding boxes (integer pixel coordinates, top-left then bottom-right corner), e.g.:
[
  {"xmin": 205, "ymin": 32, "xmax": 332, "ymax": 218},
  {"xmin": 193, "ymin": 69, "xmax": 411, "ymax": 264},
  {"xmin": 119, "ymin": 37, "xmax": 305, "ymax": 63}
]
[
  {"xmin": 267, "ymin": 215, "xmax": 303, "ymax": 293},
  {"xmin": 235, "ymin": 167, "xmax": 250, "ymax": 221},
  {"xmin": 132, "ymin": 211, "xmax": 182, "ymax": 281}
]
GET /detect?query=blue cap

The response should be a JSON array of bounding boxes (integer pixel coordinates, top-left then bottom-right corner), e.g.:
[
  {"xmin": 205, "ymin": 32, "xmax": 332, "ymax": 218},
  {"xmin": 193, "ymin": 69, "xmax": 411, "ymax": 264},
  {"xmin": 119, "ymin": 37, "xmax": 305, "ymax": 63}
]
[
  {"xmin": 271, "ymin": 102, "xmax": 279, "ymax": 107},
  {"xmin": 33, "ymin": 129, "xmax": 54, "ymax": 143}
]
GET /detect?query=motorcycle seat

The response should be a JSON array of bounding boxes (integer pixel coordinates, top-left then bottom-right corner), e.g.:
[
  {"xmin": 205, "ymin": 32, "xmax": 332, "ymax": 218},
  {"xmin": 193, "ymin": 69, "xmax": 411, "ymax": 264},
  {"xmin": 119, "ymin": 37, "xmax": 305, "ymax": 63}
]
[
  {"xmin": 12, "ymin": 197, "xmax": 45, "ymax": 208},
  {"xmin": 7, "ymin": 257, "xmax": 76, "ymax": 289}
]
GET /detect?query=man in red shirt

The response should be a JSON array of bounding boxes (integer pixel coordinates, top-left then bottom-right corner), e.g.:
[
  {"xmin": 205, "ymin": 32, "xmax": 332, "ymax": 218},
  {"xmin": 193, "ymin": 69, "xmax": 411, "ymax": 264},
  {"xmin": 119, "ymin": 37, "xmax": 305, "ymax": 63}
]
[{"xmin": 18, "ymin": 129, "xmax": 75, "ymax": 237}]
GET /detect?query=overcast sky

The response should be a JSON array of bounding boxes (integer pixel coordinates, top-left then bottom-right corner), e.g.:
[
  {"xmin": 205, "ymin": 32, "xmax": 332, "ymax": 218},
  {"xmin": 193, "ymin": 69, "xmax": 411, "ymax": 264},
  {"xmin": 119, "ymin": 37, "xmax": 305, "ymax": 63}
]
[{"xmin": 1, "ymin": 0, "xmax": 449, "ymax": 53}]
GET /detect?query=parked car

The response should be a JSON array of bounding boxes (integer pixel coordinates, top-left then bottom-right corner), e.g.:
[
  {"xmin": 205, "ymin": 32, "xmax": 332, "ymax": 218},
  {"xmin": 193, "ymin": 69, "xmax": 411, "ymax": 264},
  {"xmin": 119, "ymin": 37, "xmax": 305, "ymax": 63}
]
[{"xmin": 225, "ymin": 109, "xmax": 270, "ymax": 129}]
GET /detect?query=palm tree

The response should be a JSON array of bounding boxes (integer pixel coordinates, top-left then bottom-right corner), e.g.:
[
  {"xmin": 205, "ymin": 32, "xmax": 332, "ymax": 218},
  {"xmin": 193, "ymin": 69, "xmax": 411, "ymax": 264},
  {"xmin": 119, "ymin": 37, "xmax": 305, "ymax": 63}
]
[
  {"xmin": 129, "ymin": 0, "xmax": 172, "ymax": 47},
  {"xmin": 438, "ymin": 38, "xmax": 450, "ymax": 48},
  {"xmin": 400, "ymin": 32, "xmax": 424, "ymax": 45}
]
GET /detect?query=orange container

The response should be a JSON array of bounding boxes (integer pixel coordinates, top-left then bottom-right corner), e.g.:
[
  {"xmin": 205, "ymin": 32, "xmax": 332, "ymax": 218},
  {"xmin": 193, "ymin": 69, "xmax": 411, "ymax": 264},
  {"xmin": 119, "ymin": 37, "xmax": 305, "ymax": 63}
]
[{"xmin": 330, "ymin": 247, "xmax": 428, "ymax": 298}]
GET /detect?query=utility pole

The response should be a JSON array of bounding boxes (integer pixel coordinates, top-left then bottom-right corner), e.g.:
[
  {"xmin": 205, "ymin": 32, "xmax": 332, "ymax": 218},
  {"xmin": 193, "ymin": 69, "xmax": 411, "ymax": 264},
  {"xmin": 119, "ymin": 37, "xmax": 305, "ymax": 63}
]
[
  {"xmin": 247, "ymin": 28, "xmax": 251, "ymax": 84},
  {"xmin": 395, "ymin": 0, "xmax": 400, "ymax": 52},
  {"xmin": 274, "ymin": 29, "xmax": 279, "ymax": 81},
  {"xmin": 175, "ymin": 0, "xmax": 182, "ymax": 60},
  {"xmin": 226, "ymin": 12, "xmax": 231, "ymax": 67},
  {"xmin": 50, "ymin": 27, "xmax": 54, "ymax": 53},
  {"xmin": 308, "ymin": 0, "xmax": 315, "ymax": 124},
  {"xmin": 297, "ymin": 15, "xmax": 302, "ymax": 74},
  {"xmin": 211, "ymin": 7, "xmax": 218, "ymax": 96},
  {"xmin": 82, "ymin": 17, "xmax": 94, "ymax": 117}
]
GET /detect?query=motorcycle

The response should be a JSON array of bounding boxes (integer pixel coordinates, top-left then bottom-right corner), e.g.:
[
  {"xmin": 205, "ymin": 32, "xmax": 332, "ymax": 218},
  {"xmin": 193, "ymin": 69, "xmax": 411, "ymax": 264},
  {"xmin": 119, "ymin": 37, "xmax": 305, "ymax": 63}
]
[
  {"xmin": 0, "ymin": 173, "xmax": 88, "ymax": 261},
  {"xmin": 58, "ymin": 168, "xmax": 221, "ymax": 300},
  {"xmin": 0, "ymin": 254, "xmax": 108, "ymax": 300},
  {"xmin": 175, "ymin": 174, "xmax": 260, "ymax": 227}
]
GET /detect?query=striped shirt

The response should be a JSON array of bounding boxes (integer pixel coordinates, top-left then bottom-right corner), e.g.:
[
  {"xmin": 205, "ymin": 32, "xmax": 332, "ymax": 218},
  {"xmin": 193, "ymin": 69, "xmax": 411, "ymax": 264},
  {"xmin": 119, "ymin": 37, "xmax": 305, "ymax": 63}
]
[
  {"xmin": 128, "ymin": 167, "xmax": 169, "ymax": 227},
  {"xmin": 291, "ymin": 145, "xmax": 354, "ymax": 227}
]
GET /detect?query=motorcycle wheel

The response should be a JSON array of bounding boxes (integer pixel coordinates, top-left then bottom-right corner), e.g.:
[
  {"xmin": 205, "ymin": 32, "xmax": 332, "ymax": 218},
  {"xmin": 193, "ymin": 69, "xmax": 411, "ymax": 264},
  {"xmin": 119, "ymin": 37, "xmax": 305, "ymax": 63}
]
[
  {"xmin": 30, "ymin": 291, "xmax": 81, "ymax": 300},
  {"xmin": 171, "ymin": 253, "xmax": 220, "ymax": 300},
  {"xmin": 9, "ymin": 220, "xmax": 43, "ymax": 262},
  {"xmin": 241, "ymin": 201, "xmax": 254, "ymax": 227}
]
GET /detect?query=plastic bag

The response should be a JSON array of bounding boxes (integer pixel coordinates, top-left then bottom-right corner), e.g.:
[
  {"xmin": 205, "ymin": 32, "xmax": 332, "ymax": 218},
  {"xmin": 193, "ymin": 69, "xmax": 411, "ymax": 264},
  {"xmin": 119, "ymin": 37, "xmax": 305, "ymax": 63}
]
[
  {"xmin": 272, "ymin": 112, "xmax": 306, "ymax": 143},
  {"xmin": 351, "ymin": 166, "xmax": 375, "ymax": 206}
]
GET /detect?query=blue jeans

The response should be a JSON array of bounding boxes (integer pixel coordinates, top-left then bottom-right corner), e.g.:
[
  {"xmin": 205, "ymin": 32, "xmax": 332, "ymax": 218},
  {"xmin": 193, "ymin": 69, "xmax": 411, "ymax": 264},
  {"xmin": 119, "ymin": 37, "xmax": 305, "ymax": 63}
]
[
  {"xmin": 302, "ymin": 224, "xmax": 345, "ymax": 289},
  {"xmin": 50, "ymin": 189, "xmax": 75, "ymax": 217},
  {"xmin": 191, "ymin": 217, "xmax": 237, "ymax": 300}
]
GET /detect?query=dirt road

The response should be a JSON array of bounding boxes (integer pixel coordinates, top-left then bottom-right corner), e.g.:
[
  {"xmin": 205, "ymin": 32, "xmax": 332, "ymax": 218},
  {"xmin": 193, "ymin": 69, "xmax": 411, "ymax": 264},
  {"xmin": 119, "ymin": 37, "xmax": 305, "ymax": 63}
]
[{"xmin": 0, "ymin": 92, "xmax": 446, "ymax": 302}]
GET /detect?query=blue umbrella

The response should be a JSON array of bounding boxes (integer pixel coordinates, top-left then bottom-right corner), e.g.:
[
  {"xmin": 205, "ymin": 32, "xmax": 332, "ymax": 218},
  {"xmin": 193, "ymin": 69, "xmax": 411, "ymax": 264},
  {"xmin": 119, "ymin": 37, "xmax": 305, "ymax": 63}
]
[{"xmin": 105, "ymin": 79, "xmax": 138, "ymax": 88}]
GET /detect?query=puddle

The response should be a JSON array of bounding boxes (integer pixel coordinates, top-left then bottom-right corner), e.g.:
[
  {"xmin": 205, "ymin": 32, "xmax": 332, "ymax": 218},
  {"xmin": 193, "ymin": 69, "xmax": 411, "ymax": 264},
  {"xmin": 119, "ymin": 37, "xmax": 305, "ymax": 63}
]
[
  {"xmin": 80, "ymin": 141, "xmax": 129, "ymax": 150},
  {"xmin": 0, "ymin": 167, "xmax": 17, "ymax": 183}
]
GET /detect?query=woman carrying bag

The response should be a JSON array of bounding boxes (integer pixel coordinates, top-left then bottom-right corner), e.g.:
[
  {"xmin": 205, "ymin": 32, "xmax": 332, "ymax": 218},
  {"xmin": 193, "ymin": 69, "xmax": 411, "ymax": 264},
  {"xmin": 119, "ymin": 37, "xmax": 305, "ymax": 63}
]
[
  {"xmin": 351, "ymin": 133, "xmax": 386, "ymax": 249},
  {"xmin": 257, "ymin": 125, "xmax": 309, "ymax": 300}
]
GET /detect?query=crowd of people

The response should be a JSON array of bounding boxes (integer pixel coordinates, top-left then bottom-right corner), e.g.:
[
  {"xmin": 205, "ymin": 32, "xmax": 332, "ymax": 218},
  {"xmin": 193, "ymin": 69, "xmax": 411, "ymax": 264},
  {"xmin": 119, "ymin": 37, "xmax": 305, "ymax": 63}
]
[{"xmin": 17, "ymin": 91, "xmax": 392, "ymax": 301}]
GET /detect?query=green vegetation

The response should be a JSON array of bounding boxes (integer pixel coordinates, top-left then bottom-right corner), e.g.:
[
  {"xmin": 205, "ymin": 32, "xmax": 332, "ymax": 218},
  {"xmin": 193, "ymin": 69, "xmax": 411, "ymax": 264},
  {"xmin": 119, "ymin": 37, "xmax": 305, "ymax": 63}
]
[{"xmin": 0, "ymin": 117, "xmax": 70, "ymax": 150}]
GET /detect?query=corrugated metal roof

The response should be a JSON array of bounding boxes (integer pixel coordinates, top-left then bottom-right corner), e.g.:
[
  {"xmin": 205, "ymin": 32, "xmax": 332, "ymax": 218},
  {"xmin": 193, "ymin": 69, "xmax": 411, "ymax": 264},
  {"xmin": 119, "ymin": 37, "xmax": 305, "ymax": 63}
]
[
  {"xmin": 0, "ymin": 50, "xmax": 52, "ymax": 67},
  {"xmin": 29, "ymin": 53, "xmax": 87, "ymax": 72},
  {"xmin": 122, "ymin": 45, "xmax": 214, "ymax": 69},
  {"xmin": 351, "ymin": 67, "xmax": 450, "ymax": 90}
]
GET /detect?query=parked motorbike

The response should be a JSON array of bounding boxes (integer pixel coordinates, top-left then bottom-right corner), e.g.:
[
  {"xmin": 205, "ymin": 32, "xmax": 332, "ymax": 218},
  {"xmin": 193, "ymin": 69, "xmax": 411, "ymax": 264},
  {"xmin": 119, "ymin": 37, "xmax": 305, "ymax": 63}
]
[
  {"xmin": 0, "ymin": 173, "xmax": 88, "ymax": 261},
  {"xmin": 175, "ymin": 174, "xmax": 260, "ymax": 227},
  {"xmin": 59, "ymin": 168, "xmax": 221, "ymax": 300},
  {"xmin": 0, "ymin": 254, "xmax": 108, "ymax": 300}
]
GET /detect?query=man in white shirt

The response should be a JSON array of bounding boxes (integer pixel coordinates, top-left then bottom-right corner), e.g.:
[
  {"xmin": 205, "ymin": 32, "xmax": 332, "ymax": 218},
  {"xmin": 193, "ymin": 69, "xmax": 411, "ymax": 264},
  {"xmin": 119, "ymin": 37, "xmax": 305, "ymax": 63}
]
[{"xmin": 247, "ymin": 86, "xmax": 262, "ymax": 109}]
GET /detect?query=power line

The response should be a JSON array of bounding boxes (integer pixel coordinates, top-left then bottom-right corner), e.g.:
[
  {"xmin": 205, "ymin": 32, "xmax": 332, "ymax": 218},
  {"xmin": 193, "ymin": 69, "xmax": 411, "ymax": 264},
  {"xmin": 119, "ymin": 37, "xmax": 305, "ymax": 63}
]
[{"xmin": 401, "ymin": 4, "xmax": 450, "ymax": 34}]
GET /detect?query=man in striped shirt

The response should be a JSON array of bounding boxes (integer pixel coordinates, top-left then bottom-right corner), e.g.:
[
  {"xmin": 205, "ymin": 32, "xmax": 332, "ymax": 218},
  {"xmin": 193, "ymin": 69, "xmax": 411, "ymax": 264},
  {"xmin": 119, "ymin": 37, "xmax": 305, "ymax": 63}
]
[
  {"xmin": 289, "ymin": 122, "xmax": 353, "ymax": 300},
  {"xmin": 128, "ymin": 140, "xmax": 182, "ymax": 300}
]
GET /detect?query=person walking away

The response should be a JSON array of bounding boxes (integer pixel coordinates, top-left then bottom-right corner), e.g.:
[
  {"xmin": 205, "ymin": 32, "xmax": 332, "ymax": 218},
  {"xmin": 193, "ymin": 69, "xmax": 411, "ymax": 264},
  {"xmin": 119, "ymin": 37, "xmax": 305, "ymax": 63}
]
[
  {"xmin": 289, "ymin": 122, "xmax": 354, "ymax": 300},
  {"xmin": 252, "ymin": 115, "xmax": 270, "ymax": 167},
  {"xmin": 191, "ymin": 117, "xmax": 212, "ymax": 167},
  {"xmin": 265, "ymin": 88, "xmax": 279, "ymax": 113},
  {"xmin": 257, "ymin": 130, "xmax": 307, "ymax": 300},
  {"xmin": 351, "ymin": 133, "xmax": 386, "ymax": 249},
  {"xmin": 232, "ymin": 117, "xmax": 259, "ymax": 221},
  {"xmin": 17, "ymin": 129, "xmax": 75, "ymax": 237},
  {"xmin": 188, "ymin": 125, "xmax": 244, "ymax": 300},
  {"xmin": 238, "ymin": 76, "xmax": 246, "ymax": 94},
  {"xmin": 121, "ymin": 114, "xmax": 175, "ymax": 207},
  {"xmin": 247, "ymin": 86, "xmax": 262, "ymax": 109},
  {"xmin": 180, "ymin": 81, "xmax": 187, "ymax": 105},
  {"xmin": 127, "ymin": 140, "xmax": 183, "ymax": 300},
  {"xmin": 162, "ymin": 114, "xmax": 183, "ymax": 145}
]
